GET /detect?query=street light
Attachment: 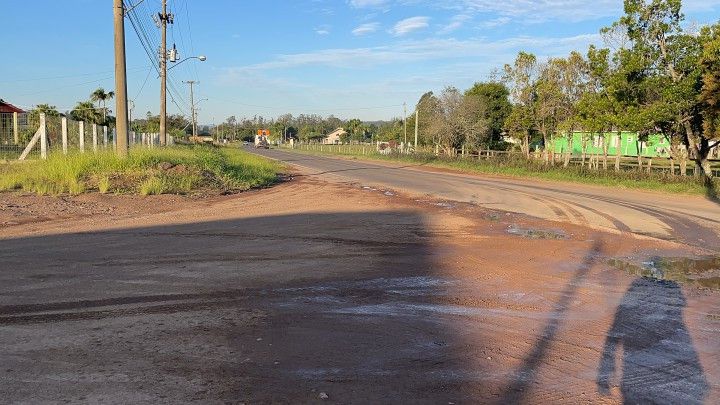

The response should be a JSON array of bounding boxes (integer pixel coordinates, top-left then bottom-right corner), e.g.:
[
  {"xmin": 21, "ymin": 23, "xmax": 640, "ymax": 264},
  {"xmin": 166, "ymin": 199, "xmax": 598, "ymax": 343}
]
[{"xmin": 167, "ymin": 55, "xmax": 207, "ymax": 72}]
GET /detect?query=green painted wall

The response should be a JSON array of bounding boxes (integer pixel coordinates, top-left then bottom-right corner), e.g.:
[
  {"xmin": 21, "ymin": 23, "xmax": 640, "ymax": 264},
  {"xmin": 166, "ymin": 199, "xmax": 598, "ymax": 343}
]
[{"xmin": 549, "ymin": 132, "xmax": 671, "ymax": 157}]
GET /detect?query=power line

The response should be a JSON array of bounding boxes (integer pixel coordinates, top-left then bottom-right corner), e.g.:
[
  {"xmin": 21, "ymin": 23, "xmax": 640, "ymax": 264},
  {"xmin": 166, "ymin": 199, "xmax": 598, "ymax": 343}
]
[
  {"xmin": 123, "ymin": 0, "xmax": 188, "ymax": 116},
  {"xmin": 0, "ymin": 66, "xmax": 150, "ymax": 84}
]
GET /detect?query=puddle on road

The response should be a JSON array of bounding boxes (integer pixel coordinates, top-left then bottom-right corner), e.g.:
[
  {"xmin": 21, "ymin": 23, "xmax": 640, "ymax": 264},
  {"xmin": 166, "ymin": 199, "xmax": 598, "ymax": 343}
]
[
  {"xmin": 609, "ymin": 256, "xmax": 720, "ymax": 290},
  {"xmin": 506, "ymin": 225, "xmax": 567, "ymax": 240}
]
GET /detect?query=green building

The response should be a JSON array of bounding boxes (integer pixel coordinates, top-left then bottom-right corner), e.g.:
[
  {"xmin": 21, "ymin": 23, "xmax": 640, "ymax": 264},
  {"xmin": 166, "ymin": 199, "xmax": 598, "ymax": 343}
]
[{"xmin": 549, "ymin": 131, "xmax": 671, "ymax": 157}]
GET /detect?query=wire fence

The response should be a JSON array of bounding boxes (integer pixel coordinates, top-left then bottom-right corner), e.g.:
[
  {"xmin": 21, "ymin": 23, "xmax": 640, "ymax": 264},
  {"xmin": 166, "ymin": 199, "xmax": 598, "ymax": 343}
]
[
  {"xmin": 0, "ymin": 112, "xmax": 30, "ymax": 159},
  {"xmin": 284, "ymin": 142, "xmax": 720, "ymax": 178},
  {"xmin": 1, "ymin": 112, "xmax": 166, "ymax": 161}
]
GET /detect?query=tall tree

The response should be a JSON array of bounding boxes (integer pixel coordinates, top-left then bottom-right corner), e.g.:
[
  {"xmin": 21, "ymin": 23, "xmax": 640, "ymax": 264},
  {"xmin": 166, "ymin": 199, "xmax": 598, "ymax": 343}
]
[
  {"xmin": 415, "ymin": 91, "xmax": 440, "ymax": 147},
  {"xmin": 464, "ymin": 82, "xmax": 512, "ymax": 148},
  {"xmin": 90, "ymin": 88, "xmax": 115, "ymax": 125},
  {"xmin": 428, "ymin": 87, "xmax": 488, "ymax": 156},
  {"xmin": 615, "ymin": 0, "xmax": 713, "ymax": 178},
  {"xmin": 503, "ymin": 52, "xmax": 539, "ymax": 156}
]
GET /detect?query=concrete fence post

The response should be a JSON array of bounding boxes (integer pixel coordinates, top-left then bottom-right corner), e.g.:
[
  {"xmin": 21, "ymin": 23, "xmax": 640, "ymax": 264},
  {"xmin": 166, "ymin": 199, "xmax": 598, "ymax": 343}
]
[
  {"xmin": 39, "ymin": 113, "xmax": 47, "ymax": 160},
  {"xmin": 61, "ymin": 117, "xmax": 68, "ymax": 155},
  {"xmin": 79, "ymin": 121, "xmax": 85, "ymax": 153},
  {"xmin": 103, "ymin": 126, "xmax": 108, "ymax": 148},
  {"xmin": 92, "ymin": 124, "xmax": 98, "ymax": 152},
  {"xmin": 12, "ymin": 112, "xmax": 19, "ymax": 144}
]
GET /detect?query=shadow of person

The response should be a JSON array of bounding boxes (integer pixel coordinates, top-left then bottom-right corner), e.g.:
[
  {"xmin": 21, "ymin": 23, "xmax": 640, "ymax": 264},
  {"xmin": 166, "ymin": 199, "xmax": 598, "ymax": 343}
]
[{"xmin": 597, "ymin": 278, "xmax": 709, "ymax": 404}]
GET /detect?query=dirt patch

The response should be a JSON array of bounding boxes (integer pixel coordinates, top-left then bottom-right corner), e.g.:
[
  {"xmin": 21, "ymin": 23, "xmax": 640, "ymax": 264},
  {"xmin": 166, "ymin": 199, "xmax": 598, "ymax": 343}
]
[{"xmin": 0, "ymin": 175, "xmax": 717, "ymax": 403}]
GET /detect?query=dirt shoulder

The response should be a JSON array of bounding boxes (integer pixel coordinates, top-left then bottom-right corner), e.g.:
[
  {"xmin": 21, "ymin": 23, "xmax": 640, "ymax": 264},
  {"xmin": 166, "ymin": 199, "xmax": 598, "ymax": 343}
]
[{"xmin": 0, "ymin": 178, "xmax": 717, "ymax": 403}]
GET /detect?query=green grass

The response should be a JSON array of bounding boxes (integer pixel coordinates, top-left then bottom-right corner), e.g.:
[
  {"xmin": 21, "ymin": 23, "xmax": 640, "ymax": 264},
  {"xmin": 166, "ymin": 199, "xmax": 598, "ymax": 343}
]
[
  {"xmin": 0, "ymin": 145, "xmax": 282, "ymax": 196},
  {"xmin": 284, "ymin": 145, "xmax": 717, "ymax": 196}
]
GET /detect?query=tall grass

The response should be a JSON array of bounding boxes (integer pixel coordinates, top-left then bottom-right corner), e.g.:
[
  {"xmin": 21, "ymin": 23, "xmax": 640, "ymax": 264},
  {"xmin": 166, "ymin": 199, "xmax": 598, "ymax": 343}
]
[{"xmin": 0, "ymin": 146, "xmax": 281, "ymax": 196}]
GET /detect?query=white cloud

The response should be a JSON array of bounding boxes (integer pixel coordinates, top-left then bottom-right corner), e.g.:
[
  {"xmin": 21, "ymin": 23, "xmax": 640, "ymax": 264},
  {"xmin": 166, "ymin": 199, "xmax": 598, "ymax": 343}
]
[
  {"xmin": 315, "ymin": 25, "xmax": 331, "ymax": 35},
  {"xmin": 391, "ymin": 16, "xmax": 430, "ymax": 36},
  {"xmin": 219, "ymin": 33, "xmax": 600, "ymax": 73},
  {"xmin": 438, "ymin": 14, "xmax": 472, "ymax": 34},
  {"xmin": 353, "ymin": 22, "xmax": 381, "ymax": 36},
  {"xmin": 349, "ymin": 0, "xmax": 389, "ymax": 8},
  {"xmin": 479, "ymin": 16, "xmax": 510, "ymax": 28}
]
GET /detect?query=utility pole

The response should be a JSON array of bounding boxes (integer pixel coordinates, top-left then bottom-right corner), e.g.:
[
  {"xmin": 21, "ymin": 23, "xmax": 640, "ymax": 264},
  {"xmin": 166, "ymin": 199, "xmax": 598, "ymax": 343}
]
[
  {"xmin": 184, "ymin": 80, "xmax": 197, "ymax": 138},
  {"xmin": 403, "ymin": 102, "xmax": 407, "ymax": 146},
  {"xmin": 414, "ymin": 110, "xmax": 418, "ymax": 149},
  {"xmin": 113, "ymin": 0, "xmax": 129, "ymax": 156},
  {"xmin": 158, "ymin": 0, "xmax": 173, "ymax": 146}
]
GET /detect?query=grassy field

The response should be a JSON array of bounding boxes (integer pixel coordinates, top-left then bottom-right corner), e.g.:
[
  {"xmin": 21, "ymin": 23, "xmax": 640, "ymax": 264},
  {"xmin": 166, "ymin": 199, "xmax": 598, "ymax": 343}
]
[
  {"xmin": 282, "ymin": 144, "xmax": 718, "ymax": 196},
  {"xmin": 0, "ymin": 146, "xmax": 282, "ymax": 196}
]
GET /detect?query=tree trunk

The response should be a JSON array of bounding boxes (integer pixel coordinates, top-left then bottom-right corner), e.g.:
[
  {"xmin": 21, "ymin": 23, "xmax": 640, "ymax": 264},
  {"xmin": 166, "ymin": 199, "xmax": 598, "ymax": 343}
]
[
  {"xmin": 602, "ymin": 135, "xmax": 608, "ymax": 170},
  {"xmin": 681, "ymin": 153, "xmax": 688, "ymax": 177},
  {"xmin": 615, "ymin": 131, "xmax": 622, "ymax": 172}
]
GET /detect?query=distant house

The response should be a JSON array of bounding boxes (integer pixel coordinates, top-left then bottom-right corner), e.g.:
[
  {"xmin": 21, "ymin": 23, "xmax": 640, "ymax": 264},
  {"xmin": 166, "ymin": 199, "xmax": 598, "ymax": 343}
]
[
  {"xmin": 323, "ymin": 128, "xmax": 347, "ymax": 144},
  {"xmin": 0, "ymin": 99, "xmax": 26, "ymax": 145},
  {"xmin": 0, "ymin": 99, "xmax": 25, "ymax": 114}
]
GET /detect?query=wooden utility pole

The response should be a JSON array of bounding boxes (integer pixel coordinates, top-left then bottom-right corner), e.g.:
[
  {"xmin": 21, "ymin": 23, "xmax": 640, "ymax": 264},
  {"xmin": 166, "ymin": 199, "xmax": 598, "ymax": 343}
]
[
  {"xmin": 158, "ymin": 0, "xmax": 172, "ymax": 146},
  {"xmin": 403, "ymin": 102, "xmax": 407, "ymax": 146},
  {"xmin": 184, "ymin": 80, "xmax": 197, "ymax": 137},
  {"xmin": 113, "ymin": 0, "xmax": 129, "ymax": 156},
  {"xmin": 414, "ymin": 110, "xmax": 418, "ymax": 149}
]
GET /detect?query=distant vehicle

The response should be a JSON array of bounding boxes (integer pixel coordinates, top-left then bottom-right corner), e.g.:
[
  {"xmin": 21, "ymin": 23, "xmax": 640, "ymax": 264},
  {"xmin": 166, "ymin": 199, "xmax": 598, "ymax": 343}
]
[{"xmin": 255, "ymin": 129, "xmax": 271, "ymax": 149}]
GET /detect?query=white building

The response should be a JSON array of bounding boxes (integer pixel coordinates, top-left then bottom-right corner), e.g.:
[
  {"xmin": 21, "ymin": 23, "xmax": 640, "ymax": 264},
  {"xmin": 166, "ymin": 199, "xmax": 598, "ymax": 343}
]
[{"xmin": 323, "ymin": 128, "xmax": 347, "ymax": 144}]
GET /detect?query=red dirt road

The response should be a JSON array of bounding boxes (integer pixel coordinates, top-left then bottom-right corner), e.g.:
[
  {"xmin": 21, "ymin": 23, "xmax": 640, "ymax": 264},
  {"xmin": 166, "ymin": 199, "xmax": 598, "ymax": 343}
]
[{"xmin": 0, "ymin": 178, "xmax": 718, "ymax": 403}]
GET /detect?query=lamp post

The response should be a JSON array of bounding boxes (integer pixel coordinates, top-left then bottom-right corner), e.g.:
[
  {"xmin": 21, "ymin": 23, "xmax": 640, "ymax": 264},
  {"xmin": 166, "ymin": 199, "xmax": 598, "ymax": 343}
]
[{"xmin": 167, "ymin": 55, "xmax": 207, "ymax": 73}]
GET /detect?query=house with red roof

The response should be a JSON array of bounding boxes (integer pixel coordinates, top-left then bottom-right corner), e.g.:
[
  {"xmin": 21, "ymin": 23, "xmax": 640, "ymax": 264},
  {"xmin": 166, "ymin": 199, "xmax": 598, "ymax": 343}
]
[
  {"xmin": 0, "ymin": 99, "xmax": 27, "ymax": 145},
  {"xmin": 0, "ymin": 99, "xmax": 25, "ymax": 114}
]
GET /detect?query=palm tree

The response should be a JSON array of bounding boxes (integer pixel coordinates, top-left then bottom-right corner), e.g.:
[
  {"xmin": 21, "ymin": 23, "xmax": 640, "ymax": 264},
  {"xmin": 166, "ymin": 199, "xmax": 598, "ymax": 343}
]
[{"xmin": 90, "ymin": 88, "xmax": 114, "ymax": 125}]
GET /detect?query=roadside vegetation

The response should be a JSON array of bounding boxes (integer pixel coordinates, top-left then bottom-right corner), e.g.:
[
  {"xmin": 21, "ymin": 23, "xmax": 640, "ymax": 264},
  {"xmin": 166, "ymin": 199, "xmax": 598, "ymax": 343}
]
[
  {"xmin": 0, "ymin": 146, "xmax": 280, "ymax": 196},
  {"xmin": 283, "ymin": 145, "xmax": 717, "ymax": 196}
]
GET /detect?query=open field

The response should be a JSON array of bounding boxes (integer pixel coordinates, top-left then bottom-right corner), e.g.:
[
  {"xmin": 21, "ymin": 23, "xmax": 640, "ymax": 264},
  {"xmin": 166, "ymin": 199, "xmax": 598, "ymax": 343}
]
[
  {"xmin": 0, "ymin": 146, "xmax": 281, "ymax": 196},
  {"xmin": 279, "ymin": 144, "xmax": 720, "ymax": 196}
]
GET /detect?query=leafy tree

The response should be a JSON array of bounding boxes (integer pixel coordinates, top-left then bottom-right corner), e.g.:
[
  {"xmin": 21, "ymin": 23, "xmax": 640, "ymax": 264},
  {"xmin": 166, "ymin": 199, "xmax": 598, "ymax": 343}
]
[
  {"xmin": 464, "ymin": 82, "xmax": 512, "ymax": 148},
  {"xmin": 427, "ymin": 87, "xmax": 488, "ymax": 156},
  {"xmin": 503, "ymin": 52, "xmax": 539, "ymax": 156},
  {"xmin": 70, "ymin": 101, "xmax": 104, "ymax": 125},
  {"xmin": 615, "ymin": 0, "xmax": 712, "ymax": 178},
  {"xmin": 415, "ymin": 91, "xmax": 440, "ymax": 146}
]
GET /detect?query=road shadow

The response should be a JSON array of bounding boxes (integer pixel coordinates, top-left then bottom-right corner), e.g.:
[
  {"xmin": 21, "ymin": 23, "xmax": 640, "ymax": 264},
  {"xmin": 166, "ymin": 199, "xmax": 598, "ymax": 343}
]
[
  {"xmin": 0, "ymin": 211, "xmax": 482, "ymax": 403},
  {"xmin": 496, "ymin": 239, "xmax": 604, "ymax": 403},
  {"xmin": 597, "ymin": 278, "xmax": 708, "ymax": 404}
]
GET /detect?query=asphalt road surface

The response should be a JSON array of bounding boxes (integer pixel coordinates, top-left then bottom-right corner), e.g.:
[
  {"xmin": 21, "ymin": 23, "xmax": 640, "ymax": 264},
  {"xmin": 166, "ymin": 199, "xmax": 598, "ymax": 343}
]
[{"xmin": 252, "ymin": 147, "xmax": 720, "ymax": 250}]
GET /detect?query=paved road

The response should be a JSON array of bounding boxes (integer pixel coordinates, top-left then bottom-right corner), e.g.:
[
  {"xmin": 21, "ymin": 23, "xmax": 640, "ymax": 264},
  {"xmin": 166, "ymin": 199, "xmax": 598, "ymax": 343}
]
[{"xmin": 252, "ymin": 148, "xmax": 720, "ymax": 250}]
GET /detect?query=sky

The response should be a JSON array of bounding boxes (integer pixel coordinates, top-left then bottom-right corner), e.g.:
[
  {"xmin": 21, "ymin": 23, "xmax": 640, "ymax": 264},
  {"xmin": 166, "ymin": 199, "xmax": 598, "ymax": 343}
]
[{"xmin": 1, "ymin": 0, "xmax": 720, "ymax": 124}]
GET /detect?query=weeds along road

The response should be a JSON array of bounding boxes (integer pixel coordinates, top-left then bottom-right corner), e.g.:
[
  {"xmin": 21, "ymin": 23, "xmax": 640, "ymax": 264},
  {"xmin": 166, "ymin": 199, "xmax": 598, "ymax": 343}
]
[{"xmin": 252, "ymin": 147, "xmax": 720, "ymax": 251}]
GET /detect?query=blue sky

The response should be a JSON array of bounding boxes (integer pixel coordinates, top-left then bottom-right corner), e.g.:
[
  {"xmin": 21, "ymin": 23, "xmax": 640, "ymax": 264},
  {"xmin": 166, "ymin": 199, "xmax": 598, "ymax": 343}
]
[{"xmin": 2, "ymin": 0, "xmax": 720, "ymax": 123}]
